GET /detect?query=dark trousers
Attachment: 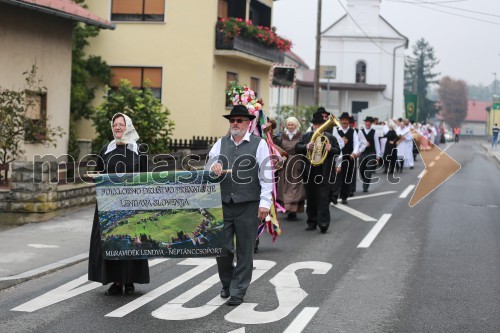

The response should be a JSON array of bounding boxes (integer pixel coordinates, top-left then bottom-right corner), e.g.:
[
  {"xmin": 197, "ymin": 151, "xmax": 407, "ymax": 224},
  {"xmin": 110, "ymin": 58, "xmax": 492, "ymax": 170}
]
[
  {"xmin": 359, "ymin": 153, "xmax": 377, "ymax": 191},
  {"xmin": 305, "ymin": 166, "xmax": 331, "ymax": 227},
  {"xmin": 349, "ymin": 157, "xmax": 358, "ymax": 194},
  {"xmin": 216, "ymin": 200, "xmax": 259, "ymax": 299},
  {"xmin": 339, "ymin": 157, "xmax": 355, "ymax": 200},
  {"xmin": 384, "ymin": 148, "xmax": 398, "ymax": 175}
]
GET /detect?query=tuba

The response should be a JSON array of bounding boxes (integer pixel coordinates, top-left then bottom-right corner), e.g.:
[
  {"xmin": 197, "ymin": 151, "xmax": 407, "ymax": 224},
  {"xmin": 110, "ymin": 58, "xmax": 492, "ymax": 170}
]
[{"xmin": 307, "ymin": 114, "xmax": 341, "ymax": 166}]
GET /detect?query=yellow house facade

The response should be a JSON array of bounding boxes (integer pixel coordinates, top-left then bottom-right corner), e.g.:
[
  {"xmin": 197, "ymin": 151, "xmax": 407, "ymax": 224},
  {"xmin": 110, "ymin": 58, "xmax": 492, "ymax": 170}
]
[{"xmin": 80, "ymin": 0, "xmax": 282, "ymax": 146}]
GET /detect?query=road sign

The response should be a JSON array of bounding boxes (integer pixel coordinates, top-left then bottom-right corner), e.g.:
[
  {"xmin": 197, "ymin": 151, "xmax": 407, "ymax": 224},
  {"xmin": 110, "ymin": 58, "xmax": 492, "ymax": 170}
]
[{"xmin": 320, "ymin": 66, "xmax": 336, "ymax": 79}]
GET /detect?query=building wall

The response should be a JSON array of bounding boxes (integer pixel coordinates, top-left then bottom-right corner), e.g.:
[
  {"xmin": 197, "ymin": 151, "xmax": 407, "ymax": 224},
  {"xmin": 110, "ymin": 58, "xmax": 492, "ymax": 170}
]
[
  {"xmin": 461, "ymin": 122, "xmax": 486, "ymax": 136},
  {"xmin": 0, "ymin": 4, "xmax": 72, "ymax": 162}
]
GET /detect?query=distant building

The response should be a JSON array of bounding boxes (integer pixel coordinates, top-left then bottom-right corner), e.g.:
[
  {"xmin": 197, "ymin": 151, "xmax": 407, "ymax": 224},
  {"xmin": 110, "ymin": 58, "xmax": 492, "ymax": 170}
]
[
  {"xmin": 462, "ymin": 100, "xmax": 489, "ymax": 136},
  {"xmin": 0, "ymin": 0, "xmax": 113, "ymax": 161},
  {"xmin": 81, "ymin": 0, "xmax": 284, "ymax": 144}
]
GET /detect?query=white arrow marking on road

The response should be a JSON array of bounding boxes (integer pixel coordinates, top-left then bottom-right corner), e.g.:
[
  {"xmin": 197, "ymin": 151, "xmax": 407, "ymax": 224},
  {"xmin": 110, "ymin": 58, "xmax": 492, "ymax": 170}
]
[
  {"xmin": 346, "ymin": 191, "xmax": 397, "ymax": 201},
  {"xmin": 357, "ymin": 214, "xmax": 392, "ymax": 248},
  {"xmin": 399, "ymin": 185, "xmax": 415, "ymax": 198},
  {"xmin": 225, "ymin": 261, "xmax": 331, "ymax": 325},
  {"xmin": 151, "ymin": 260, "xmax": 276, "ymax": 320},
  {"xmin": 106, "ymin": 258, "xmax": 215, "ymax": 317},
  {"xmin": 27, "ymin": 244, "xmax": 60, "ymax": 248},
  {"xmin": 332, "ymin": 204, "xmax": 377, "ymax": 222},
  {"xmin": 11, "ymin": 259, "xmax": 168, "ymax": 312},
  {"xmin": 283, "ymin": 307, "xmax": 319, "ymax": 333}
]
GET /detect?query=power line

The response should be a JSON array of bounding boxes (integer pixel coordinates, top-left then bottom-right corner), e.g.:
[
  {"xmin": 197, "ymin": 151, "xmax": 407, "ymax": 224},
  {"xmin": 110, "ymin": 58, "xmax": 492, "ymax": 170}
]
[{"xmin": 388, "ymin": 0, "xmax": 500, "ymax": 18}]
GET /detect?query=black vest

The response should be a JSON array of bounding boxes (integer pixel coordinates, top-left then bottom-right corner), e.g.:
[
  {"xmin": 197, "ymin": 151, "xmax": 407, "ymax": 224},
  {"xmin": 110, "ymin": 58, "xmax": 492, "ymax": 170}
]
[
  {"xmin": 338, "ymin": 128, "xmax": 354, "ymax": 155},
  {"xmin": 362, "ymin": 128, "xmax": 376, "ymax": 154},
  {"xmin": 219, "ymin": 135, "xmax": 261, "ymax": 204}
]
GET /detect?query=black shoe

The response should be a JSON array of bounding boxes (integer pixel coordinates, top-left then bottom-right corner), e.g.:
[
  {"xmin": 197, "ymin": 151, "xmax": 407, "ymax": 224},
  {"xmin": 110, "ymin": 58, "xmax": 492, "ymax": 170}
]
[
  {"xmin": 254, "ymin": 239, "xmax": 259, "ymax": 253},
  {"xmin": 319, "ymin": 225, "xmax": 328, "ymax": 233},
  {"xmin": 124, "ymin": 283, "xmax": 134, "ymax": 295},
  {"xmin": 220, "ymin": 289, "xmax": 230, "ymax": 299},
  {"xmin": 363, "ymin": 189, "xmax": 368, "ymax": 193},
  {"xmin": 227, "ymin": 296, "xmax": 243, "ymax": 306},
  {"xmin": 341, "ymin": 199, "xmax": 348, "ymax": 204},
  {"xmin": 105, "ymin": 283, "xmax": 123, "ymax": 296},
  {"xmin": 287, "ymin": 212, "xmax": 297, "ymax": 219},
  {"xmin": 410, "ymin": 166, "xmax": 414, "ymax": 169},
  {"xmin": 305, "ymin": 225, "xmax": 317, "ymax": 231},
  {"xmin": 332, "ymin": 197, "xmax": 338, "ymax": 205}
]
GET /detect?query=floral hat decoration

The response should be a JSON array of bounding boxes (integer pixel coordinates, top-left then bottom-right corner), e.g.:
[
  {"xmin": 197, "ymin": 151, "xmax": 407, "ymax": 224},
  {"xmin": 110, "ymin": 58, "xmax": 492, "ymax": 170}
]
[{"xmin": 227, "ymin": 81, "xmax": 264, "ymax": 135}]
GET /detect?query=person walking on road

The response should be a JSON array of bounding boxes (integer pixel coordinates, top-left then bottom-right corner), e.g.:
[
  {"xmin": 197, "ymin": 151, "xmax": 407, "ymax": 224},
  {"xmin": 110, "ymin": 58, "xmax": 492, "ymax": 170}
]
[
  {"xmin": 492, "ymin": 123, "xmax": 499, "ymax": 148},
  {"xmin": 208, "ymin": 105, "xmax": 273, "ymax": 306},
  {"xmin": 88, "ymin": 113, "xmax": 150, "ymax": 296},
  {"xmin": 359, "ymin": 116, "xmax": 381, "ymax": 193}
]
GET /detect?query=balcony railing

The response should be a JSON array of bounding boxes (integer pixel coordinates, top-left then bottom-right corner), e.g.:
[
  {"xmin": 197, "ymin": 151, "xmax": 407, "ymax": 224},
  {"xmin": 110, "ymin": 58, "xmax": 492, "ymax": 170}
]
[{"xmin": 215, "ymin": 31, "xmax": 284, "ymax": 63}]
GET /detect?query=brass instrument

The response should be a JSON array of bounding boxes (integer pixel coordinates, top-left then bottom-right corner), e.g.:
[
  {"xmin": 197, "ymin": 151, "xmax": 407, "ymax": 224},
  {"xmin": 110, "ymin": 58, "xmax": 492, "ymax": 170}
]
[{"xmin": 307, "ymin": 114, "xmax": 340, "ymax": 166}]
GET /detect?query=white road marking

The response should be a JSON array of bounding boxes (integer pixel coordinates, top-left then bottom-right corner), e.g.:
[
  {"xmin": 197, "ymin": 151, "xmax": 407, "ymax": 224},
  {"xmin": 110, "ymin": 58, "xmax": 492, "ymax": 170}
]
[
  {"xmin": 27, "ymin": 244, "xmax": 60, "ymax": 249},
  {"xmin": 151, "ymin": 260, "xmax": 276, "ymax": 320},
  {"xmin": 429, "ymin": 161, "xmax": 435, "ymax": 167},
  {"xmin": 283, "ymin": 307, "xmax": 319, "ymax": 333},
  {"xmin": 106, "ymin": 258, "xmax": 214, "ymax": 317},
  {"xmin": 417, "ymin": 170, "xmax": 427, "ymax": 179},
  {"xmin": 332, "ymin": 204, "xmax": 377, "ymax": 222},
  {"xmin": 399, "ymin": 185, "xmax": 415, "ymax": 198},
  {"xmin": 435, "ymin": 155, "xmax": 441, "ymax": 161},
  {"xmin": 225, "ymin": 261, "xmax": 331, "ymax": 325},
  {"xmin": 227, "ymin": 328, "xmax": 245, "ymax": 333},
  {"xmin": 357, "ymin": 214, "xmax": 392, "ymax": 248},
  {"xmin": 346, "ymin": 191, "xmax": 397, "ymax": 201},
  {"xmin": 12, "ymin": 259, "xmax": 167, "ymax": 312}
]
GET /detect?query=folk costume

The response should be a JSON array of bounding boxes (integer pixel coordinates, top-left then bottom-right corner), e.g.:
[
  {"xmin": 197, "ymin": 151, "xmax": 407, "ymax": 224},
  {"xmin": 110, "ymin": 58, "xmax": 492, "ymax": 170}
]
[
  {"xmin": 295, "ymin": 112, "xmax": 340, "ymax": 232},
  {"xmin": 335, "ymin": 113, "xmax": 360, "ymax": 204},
  {"xmin": 276, "ymin": 117, "xmax": 306, "ymax": 218},
  {"xmin": 359, "ymin": 117, "xmax": 381, "ymax": 192},
  {"xmin": 382, "ymin": 121, "xmax": 399, "ymax": 175},
  {"xmin": 208, "ymin": 105, "xmax": 273, "ymax": 304},
  {"xmin": 88, "ymin": 113, "xmax": 150, "ymax": 290}
]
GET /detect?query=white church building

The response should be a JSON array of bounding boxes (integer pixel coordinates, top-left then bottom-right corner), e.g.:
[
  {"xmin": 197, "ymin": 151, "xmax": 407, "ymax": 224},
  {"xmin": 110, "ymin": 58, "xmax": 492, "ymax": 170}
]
[{"xmin": 270, "ymin": 0, "xmax": 408, "ymax": 124}]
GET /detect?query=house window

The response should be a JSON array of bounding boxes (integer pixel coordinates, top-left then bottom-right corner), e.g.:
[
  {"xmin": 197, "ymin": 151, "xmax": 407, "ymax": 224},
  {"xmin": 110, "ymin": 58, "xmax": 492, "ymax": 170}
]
[
  {"xmin": 356, "ymin": 61, "xmax": 366, "ymax": 83},
  {"xmin": 218, "ymin": 0, "xmax": 228, "ymax": 19},
  {"xmin": 250, "ymin": 77, "xmax": 260, "ymax": 97},
  {"xmin": 111, "ymin": 67, "xmax": 163, "ymax": 100},
  {"xmin": 226, "ymin": 72, "xmax": 238, "ymax": 107},
  {"xmin": 111, "ymin": 0, "xmax": 165, "ymax": 22},
  {"xmin": 24, "ymin": 91, "xmax": 47, "ymax": 142}
]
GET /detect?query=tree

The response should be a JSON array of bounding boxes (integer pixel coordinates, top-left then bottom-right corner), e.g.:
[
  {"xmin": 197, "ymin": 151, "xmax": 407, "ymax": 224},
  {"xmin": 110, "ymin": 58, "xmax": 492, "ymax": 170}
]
[
  {"xmin": 69, "ymin": 0, "xmax": 111, "ymax": 159},
  {"xmin": 437, "ymin": 76, "xmax": 468, "ymax": 128},
  {"xmin": 404, "ymin": 38, "xmax": 440, "ymax": 122},
  {"xmin": 92, "ymin": 80, "xmax": 174, "ymax": 154},
  {"xmin": 0, "ymin": 66, "xmax": 64, "ymax": 180}
]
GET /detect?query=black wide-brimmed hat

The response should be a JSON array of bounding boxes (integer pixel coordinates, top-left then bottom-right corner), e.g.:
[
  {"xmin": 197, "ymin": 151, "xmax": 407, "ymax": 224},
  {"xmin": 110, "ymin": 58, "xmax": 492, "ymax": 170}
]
[
  {"xmin": 339, "ymin": 112, "xmax": 350, "ymax": 120},
  {"xmin": 315, "ymin": 107, "xmax": 329, "ymax": 115},
  {"xmin": 311, "ymin": 112, "xmax": 326, "ymax": 124},
  {"xmin": 363, "ymin": 116, "xmax": 374, "ymax": 122},
  {"xmin": 223, "ymin": 105, "xmax": 256, "ymax": 120}
]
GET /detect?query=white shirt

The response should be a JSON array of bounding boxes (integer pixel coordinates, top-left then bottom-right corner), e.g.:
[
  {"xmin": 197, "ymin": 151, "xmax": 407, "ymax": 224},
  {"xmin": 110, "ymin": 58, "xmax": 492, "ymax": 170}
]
[
  {"xmin": 338, "ymin": 126, "xmax": 361, "ymax": 155},
  {"xmin": 208, "ymin": 132, "xmax": 273, "ymax": 209}
]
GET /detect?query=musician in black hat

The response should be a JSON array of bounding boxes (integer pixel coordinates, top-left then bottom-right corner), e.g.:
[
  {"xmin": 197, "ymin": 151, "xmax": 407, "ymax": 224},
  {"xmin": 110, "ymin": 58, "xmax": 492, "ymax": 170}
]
[
  {"xmin": 359, "ymin": 116, "xmax": 381, "ymax": 192},
  {"xmin": 334, "ymin": 112, "xmax": 360, "ymax": 204},
  {"xmin": 207, "ymin": 105, "xmax": 273, "ymax": 306},
  {"xmin": 295, "ymin": 112, "xmax": 340, "ymax": 233}
]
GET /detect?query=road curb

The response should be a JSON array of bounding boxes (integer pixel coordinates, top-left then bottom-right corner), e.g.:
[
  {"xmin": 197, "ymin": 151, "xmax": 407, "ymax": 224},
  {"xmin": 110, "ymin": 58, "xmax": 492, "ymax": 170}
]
[
  {"xmin": 0, "ymin": 253, "xmax": 88, "ymax": 290},
  {"xmin": 481, "ymin": 144, "xmax": 500, "ymax": 164}
]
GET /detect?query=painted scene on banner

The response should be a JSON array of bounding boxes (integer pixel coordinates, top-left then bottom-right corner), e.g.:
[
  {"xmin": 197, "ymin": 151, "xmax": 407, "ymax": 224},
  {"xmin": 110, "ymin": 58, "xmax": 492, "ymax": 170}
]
[{"xmin": 94, "ymin": 171, "xmax": 225, "ymax": 260}]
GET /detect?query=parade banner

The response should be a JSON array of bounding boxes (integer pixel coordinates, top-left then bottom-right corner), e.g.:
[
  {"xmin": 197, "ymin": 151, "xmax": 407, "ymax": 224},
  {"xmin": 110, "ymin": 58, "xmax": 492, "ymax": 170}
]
[
  {"xmin": 95, "ymin": 171, "xmax": 225, "ymax": 260},
  {"xmin": 404, "ymin": 93, "xmax": 418, "ymax": 122}
]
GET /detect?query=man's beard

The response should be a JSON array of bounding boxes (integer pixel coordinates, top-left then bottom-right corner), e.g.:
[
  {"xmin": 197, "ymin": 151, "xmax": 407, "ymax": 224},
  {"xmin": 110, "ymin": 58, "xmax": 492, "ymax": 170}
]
[{"xmin": 230, "ymin": 127, "xmax": 243, "ymax": 136}]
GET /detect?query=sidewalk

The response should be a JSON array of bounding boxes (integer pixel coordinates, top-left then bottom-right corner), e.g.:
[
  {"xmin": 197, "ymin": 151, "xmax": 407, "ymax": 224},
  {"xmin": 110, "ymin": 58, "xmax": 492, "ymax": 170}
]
[
  {"xmin": 481, "ymin": 142, "xmax": 500, "ymax": 164},
  {"xmin": 0, "ymin": 205, "xmax": 94, "ymax": 290}
]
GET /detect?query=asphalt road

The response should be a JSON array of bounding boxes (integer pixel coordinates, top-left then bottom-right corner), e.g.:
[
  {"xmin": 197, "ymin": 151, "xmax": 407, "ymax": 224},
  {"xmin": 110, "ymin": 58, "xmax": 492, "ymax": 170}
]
[{"xmin": 0, "ymin": 141, "xmax": 499, "ymax": 333}]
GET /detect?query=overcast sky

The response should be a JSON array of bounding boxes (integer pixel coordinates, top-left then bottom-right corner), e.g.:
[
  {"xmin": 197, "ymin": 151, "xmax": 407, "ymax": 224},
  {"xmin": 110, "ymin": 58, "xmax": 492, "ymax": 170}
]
[{"xmin": 272, "ymin": 0, "xmax": 500, "ymax": 86}]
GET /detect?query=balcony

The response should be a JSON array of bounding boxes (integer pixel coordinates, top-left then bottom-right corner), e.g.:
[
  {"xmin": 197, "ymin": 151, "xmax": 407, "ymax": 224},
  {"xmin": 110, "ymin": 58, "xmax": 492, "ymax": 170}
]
[{"xmin": 215, "ymin": 31, "xmax": 285, "ymax": 64}]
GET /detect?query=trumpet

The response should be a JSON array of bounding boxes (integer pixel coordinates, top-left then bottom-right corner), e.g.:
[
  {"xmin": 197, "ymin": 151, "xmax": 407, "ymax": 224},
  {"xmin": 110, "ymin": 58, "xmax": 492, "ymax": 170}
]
[{"xmin": 307, "ymin": 114, "xmax": 340, "ymax": 166}]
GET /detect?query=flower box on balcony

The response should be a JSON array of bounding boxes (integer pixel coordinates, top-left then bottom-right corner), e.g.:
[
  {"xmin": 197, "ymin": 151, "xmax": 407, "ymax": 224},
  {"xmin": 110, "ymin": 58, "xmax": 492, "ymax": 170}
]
[{"xmin": 216, "ymin": 31, "xmax": 284, "ymax": 63}]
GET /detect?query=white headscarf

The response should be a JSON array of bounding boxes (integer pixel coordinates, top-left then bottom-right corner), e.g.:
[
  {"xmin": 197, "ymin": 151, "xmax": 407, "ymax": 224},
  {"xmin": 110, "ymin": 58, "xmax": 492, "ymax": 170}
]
[
  {"xmin": 104, "ymin": 112, "xmax": 140, "ymax": 155},
  {"xmin": 284, "ymin": 116, "xmax": 300, "ymax": 139}
]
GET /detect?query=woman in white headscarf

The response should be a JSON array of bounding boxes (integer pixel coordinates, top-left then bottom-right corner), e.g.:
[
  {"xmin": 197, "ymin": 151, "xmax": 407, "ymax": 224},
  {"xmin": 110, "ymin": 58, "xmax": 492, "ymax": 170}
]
[
  {"xmin": 276, "ymin": 116, "xmax": 306, "ymax": 219},
  {"xmin": 88, "ymin": 113, "xmax": 150, "ymax": 296}
]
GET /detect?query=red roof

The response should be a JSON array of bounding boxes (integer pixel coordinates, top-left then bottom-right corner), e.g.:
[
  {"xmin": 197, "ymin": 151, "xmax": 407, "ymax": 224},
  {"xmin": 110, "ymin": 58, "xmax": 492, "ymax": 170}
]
[
  {"xmin": 466, "ymin": 100, "xmax": 490, "ymax": 122},
  {"xmin": 1, "ymin": 0, "xmax": 114, "ymax": 29},
  {"xmin": 286, "ymin": 51, "xmax": 309, "ymax": 69}
]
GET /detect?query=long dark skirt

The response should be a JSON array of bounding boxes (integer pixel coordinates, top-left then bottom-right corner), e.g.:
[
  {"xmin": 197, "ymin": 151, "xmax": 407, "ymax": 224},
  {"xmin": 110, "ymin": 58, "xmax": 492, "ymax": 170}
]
[{"xmin": 88, "ymin": 207, "xmax": 150, "ymax": 285}]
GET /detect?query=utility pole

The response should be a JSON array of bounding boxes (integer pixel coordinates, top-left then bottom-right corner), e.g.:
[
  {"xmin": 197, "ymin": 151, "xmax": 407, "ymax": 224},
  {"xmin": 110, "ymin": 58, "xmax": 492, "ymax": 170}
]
[
  {"xmin": 493, "ymin": 72, "xmax": 497, "ymax": 96},
  {"xmin": 314, "ymin": 0, "xmax": 322, "ymax": 106}
]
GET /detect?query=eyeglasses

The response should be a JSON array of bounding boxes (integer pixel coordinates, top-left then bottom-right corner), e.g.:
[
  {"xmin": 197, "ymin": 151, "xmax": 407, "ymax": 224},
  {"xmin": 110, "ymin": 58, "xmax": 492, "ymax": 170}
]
[{"xmin": 229, "ymin": 118, "xmax": 247, "ymax": 124}]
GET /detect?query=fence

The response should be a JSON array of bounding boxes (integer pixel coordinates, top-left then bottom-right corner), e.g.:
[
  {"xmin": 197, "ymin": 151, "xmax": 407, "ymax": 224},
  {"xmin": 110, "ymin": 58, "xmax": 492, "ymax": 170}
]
[{"xmin": 168, "ymin": 136, "xmax": 218, "ymax": 152}]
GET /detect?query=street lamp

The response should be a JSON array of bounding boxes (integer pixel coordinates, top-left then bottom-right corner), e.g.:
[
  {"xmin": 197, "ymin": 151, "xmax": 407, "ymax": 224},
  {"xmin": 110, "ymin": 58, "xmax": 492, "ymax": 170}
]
[{"xmin": 493, "ymin": 72, "xmax": 497, "ymax": 96}]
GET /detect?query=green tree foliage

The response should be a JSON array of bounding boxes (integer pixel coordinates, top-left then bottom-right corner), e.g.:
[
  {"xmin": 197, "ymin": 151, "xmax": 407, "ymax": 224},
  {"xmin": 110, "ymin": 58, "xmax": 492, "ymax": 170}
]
[
  {"xmin": 437, "ymin": 76, "xmax": 468, "ymax": 128},
  {"xmin": 92, "ymin": 80, "xmax": 174, "ymax": 154},
  {"xmin": 404, "ymin": 38, "xmax": 440, "ymax": 122},
  {"xmin": 0, "ymin": 66, "xmax": 64, "ymax": 179}
]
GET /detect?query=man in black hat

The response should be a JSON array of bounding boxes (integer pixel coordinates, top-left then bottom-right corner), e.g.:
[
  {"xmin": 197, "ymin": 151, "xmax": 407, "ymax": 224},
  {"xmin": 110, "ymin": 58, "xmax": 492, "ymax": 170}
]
[
  {"xmin": 208, "ymin": 105, "xmax": 273, "ymax": 306},
  {"xmin": 359, "ymin": 116, "xmax": 381, "ymax": 192},
  {"xmin": 334, "ymin": 112, "xmax": 360, "ymax": 204},
  {"xmin": 295, "ymin": 112, "xmax": 340, "ymax": 233}
]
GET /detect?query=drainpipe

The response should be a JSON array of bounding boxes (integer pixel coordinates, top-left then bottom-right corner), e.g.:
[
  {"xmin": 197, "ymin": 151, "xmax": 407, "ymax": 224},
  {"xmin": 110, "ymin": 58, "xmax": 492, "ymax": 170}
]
[{"xmin": 391, "ymin": 41, "xmax": 407, "ymax": 119}]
